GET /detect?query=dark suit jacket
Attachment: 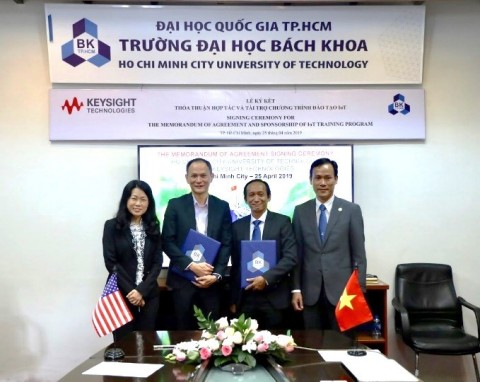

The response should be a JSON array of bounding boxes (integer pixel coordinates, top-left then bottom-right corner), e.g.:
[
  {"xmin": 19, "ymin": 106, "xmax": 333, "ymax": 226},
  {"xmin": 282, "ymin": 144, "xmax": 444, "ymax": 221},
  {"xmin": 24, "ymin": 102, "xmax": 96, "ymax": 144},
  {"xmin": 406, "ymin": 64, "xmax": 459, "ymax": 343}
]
[
  {"xmin": 102, "ymin": 218, "xmax": 163, "ymax": 300},
  {"xmin": 162, "ymin": 193, "xmax": 232, "ymax": 288},
  {"xmin": 230, "ymin": 211, "xmax": 297, "ymax": 310},
  {"xmin": 292, "ymin": 196, "xmax": 366, "ymax": 306}
]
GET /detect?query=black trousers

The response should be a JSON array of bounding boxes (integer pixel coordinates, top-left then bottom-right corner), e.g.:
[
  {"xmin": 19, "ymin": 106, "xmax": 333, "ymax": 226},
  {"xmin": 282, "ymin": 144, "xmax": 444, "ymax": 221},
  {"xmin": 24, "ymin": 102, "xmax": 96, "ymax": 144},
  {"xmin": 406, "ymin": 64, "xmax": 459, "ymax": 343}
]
[
  {"xmin": 172, "ymin": 283, "xmax": 220, "ymax": 330},
  {"xmin": 113, "ymin": 295, "xmax": 159, "ymax": 342},
  {"xmin": 239, "ymin": 291, "xmax": 284, "ymax": 330}
]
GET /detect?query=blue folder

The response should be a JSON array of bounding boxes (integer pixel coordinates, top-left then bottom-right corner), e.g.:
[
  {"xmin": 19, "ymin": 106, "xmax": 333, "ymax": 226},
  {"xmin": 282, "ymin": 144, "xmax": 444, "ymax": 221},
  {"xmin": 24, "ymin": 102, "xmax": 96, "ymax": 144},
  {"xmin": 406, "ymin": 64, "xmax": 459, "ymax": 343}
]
[
  {"xmin": 171, "ymin": 229, "xmax": 221, "ymax": 281},
  {"xmin": 240, "ymin": 240, "xmax": 276, "ymax": 288}
]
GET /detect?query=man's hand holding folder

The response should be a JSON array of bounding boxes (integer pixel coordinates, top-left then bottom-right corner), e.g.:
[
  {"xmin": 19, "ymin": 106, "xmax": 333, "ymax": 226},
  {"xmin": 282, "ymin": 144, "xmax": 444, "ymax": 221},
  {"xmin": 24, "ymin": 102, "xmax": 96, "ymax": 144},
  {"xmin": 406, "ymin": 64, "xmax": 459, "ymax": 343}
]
[
  {"xmin": 188, "ymin": 262, "xmax": 214, "ymax": 277},
  {"xmin": 171, "ymin": 229, "xmax": 221, "ymax": 287},
  {"xmin": 244, "ymin": 275, "xmax": 268, "ymax": 291},
  {"xmin": 188, "ymin": 262, "xmax": 216, "ymax": 288}
]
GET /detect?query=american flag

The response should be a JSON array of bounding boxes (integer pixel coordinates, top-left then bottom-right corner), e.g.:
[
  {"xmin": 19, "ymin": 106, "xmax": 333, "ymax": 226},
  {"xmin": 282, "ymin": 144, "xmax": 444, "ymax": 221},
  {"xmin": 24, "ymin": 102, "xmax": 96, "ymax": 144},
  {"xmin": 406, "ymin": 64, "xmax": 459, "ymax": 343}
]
[{"xmin": 92, "ymin": 273, "xmax": 133, "ymax": 337}]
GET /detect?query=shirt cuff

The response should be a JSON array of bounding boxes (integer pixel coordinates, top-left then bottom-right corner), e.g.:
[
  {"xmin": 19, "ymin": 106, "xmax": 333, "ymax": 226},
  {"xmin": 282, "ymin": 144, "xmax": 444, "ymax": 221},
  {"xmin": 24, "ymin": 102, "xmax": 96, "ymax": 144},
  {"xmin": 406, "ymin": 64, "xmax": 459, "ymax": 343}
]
[
  {"xmin": 291, "ymin": 289, "xmax": 301, "ymax": 293},
  {"xmin": 212, "ymin": 273, "xmax": 222, "ymax": 281}
]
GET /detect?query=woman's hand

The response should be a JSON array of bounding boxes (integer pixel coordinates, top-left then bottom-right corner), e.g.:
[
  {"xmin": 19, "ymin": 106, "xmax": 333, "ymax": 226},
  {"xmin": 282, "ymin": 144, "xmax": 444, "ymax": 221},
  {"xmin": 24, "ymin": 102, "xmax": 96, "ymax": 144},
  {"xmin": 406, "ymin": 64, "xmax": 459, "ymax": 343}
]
[{"xmin": 126, "ymin": 289, "xmax": 144, "ymax": 306}]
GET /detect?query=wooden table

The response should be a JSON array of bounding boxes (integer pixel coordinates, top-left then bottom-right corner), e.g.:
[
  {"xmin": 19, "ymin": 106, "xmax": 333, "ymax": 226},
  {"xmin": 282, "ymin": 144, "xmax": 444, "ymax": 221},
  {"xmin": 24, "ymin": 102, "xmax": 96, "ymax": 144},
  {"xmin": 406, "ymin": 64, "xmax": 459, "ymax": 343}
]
[{"xmin": 59, "ymin": 330, "xmax": 358, "ymax": 381}]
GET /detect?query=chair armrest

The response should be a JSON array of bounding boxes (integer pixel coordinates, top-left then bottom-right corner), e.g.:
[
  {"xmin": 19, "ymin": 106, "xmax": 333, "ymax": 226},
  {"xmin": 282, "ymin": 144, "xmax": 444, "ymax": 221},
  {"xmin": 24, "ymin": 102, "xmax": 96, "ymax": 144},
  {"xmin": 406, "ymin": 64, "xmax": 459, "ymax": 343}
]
[
  {"xmin": 458, "ymin": 296, "xmax": 480, "ymax": 338},
  {"xmin": 392, "ymin": 297, "xmax": 412, "ymax": 342}
]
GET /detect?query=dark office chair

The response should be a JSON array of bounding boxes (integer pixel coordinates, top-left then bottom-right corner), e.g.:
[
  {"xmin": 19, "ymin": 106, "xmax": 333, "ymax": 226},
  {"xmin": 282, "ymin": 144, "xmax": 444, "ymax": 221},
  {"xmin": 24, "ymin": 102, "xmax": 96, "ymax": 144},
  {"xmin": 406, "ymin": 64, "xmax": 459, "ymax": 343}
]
[{"xmin": 392, "ymin": 263, "xmax": 480, "ymax": 381}]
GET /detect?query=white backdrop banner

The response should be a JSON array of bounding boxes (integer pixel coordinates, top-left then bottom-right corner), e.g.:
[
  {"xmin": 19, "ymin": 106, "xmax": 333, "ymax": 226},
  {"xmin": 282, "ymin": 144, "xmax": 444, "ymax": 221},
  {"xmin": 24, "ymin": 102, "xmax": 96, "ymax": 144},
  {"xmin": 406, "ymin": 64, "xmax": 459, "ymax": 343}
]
[
  {"xmin": 50, "ymin": 88, "xmax": 425, "ymax": 141},
  {"xmin": 45, "ymin": 4, "xmax": 425, "ymax": 84}
]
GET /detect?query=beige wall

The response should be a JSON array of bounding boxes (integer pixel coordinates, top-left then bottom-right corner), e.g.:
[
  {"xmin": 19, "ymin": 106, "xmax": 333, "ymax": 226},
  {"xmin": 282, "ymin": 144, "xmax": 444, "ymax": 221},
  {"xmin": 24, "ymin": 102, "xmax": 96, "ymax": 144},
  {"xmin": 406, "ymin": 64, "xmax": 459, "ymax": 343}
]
[{"xmin": 0, "ymin": 0, "xmax": 479, "ymax": 381}]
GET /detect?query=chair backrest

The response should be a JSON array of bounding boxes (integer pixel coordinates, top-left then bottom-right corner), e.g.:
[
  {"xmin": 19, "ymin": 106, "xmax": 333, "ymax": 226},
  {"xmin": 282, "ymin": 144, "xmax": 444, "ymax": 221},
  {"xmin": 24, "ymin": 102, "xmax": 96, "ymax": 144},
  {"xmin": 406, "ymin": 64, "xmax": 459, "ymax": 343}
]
[{"xmin": 395, "ymin": 263, "xmax": 462, "ymax": 328}]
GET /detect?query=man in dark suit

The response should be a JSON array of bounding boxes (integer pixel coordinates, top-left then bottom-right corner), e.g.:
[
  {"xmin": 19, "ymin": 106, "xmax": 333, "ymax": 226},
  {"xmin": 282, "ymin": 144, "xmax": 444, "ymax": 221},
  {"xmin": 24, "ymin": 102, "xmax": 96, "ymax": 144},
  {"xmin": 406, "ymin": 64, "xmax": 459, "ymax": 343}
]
[
  {"xmin": 230, "ymin": 179, "xmax": 297, "ymax": 329},
  {"xmin": 162, "ymin": 158, "xmax": 232, "ymax": 329},
  {"xmin": 291, "ymin": 158, "xmax": 366, "ymax": 330}
]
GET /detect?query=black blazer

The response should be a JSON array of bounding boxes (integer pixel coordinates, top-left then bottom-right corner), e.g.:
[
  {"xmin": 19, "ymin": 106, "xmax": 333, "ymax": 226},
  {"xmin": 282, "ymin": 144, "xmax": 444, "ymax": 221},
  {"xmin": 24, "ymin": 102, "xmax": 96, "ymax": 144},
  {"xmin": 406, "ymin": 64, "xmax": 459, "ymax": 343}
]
[
  {"xmin": 230, "ymin": 211, "xmax": 297, "ymax": 310},
  {"xmin": 162, "ymin": 193, "xmax": 233, "ymax": 288},
  {"xmin": 102, "ymin": 218, "xmax": 163, "ymax": 300}
]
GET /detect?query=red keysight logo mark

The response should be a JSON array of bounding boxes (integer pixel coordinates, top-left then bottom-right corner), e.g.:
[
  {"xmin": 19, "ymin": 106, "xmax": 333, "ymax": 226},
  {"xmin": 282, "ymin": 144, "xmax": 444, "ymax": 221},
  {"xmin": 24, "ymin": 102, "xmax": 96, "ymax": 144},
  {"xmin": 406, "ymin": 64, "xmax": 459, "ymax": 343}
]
[{"xmin": 61, "ymin": 97, "xmax": 84, "ymax": 114}]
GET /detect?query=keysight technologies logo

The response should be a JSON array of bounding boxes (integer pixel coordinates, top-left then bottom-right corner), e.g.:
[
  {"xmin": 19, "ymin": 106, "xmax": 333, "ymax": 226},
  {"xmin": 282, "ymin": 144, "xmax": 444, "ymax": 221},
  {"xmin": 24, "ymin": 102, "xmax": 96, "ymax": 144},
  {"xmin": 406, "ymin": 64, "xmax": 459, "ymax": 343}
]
[
  {"xmin": 62, "ymin": 97, "xmax": 84, "ymax": 115},
  {"xmin": 60, "ymin": 96, "xmax": 137, "ymax": 115},
  {"xmin": 61, "ymin": 18, "xmax": 111, "ymax": 67}
]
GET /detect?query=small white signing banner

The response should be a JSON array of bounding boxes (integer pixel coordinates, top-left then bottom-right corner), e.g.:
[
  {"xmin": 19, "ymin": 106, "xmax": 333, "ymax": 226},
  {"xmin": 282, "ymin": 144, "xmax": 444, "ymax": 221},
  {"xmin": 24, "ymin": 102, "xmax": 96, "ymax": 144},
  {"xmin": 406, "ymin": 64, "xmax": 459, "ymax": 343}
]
[{"xmin": 50, "ymin": 88, "xmax": 425, "ymax": 141}]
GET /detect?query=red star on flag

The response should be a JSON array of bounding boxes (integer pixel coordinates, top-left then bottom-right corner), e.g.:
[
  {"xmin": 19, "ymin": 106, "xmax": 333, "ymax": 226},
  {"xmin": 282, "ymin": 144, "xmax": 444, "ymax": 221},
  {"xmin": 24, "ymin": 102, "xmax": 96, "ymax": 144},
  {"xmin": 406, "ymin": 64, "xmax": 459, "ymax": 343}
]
[{"xmin": 335, "ymin": 269, "xmax": 373, "ymax": 332}]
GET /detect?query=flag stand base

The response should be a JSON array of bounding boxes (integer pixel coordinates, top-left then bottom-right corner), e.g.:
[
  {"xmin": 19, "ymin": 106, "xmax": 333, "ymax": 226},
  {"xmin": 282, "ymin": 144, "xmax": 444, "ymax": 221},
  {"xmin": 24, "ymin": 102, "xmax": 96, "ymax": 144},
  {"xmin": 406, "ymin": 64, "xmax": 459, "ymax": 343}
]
[
  {"xmin": 347, "ymin": 349, "xmax": 367, "ymax": 356},
  {"xmin": 104, "ymin": 347, "xmax": 125, "ymax": 360}
]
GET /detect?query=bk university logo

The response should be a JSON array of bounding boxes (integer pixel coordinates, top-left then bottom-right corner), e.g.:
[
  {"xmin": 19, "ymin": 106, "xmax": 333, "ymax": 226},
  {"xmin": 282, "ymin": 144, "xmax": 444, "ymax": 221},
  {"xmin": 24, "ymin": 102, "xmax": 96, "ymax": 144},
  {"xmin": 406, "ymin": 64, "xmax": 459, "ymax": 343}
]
[
  {"xmin": 247, "ymin": 251, "xmax": 271, "ymax": 273},
  {"xmin": 388, "ymin": 93, "xmax": 411, "ymax": 116},
  {"xmin": 62, "ymin": 18, "xmax": 111, "ymax": 67}
]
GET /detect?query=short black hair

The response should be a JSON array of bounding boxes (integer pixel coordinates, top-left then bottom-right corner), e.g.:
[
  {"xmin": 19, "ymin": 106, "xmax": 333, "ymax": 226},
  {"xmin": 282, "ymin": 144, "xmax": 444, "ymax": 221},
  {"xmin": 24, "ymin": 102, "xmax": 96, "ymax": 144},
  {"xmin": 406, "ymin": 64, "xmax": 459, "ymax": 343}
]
[
  {"xmin": 309, "ymin": 158, "xmax": 338, "ymax": 179},
  {"xmin": 243, "ymin": 179, "xmax": 271, "ymax": 200},
  {"xmin": 186, "ymin": 158, "xmax": 213, "ymax": 173}
]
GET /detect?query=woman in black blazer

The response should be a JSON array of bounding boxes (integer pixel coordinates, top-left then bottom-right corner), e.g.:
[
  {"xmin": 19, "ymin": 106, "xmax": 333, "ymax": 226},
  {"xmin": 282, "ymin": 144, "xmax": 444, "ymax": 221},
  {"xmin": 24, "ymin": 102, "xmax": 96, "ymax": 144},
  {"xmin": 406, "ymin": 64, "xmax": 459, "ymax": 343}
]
[{"xmin": 103, "ymin": 180, "xmax": 163, "ymax": 341}]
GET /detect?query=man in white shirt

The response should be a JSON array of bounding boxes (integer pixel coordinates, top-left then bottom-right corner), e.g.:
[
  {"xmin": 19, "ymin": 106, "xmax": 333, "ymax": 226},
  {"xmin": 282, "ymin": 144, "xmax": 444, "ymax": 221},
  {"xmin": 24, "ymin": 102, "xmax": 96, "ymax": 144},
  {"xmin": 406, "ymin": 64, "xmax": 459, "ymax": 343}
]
[
  {"xmin": 230, "ymin": 179, "xmax": 297, "ymax": 329},
  {"xmin": 291, "ymin": 158, "xmax": 366, "ymax": 330},
  {"xmin": 162, "ymin": 158, "xmax": 232, "ymax": 329}
]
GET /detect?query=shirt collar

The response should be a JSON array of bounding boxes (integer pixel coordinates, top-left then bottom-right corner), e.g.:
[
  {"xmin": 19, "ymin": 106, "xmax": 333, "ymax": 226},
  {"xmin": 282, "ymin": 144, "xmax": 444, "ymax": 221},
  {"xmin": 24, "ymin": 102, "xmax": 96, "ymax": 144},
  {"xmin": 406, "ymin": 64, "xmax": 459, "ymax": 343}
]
[
  {"xmin": 316, "ymin": 195, "xmax": 334, "ymax": 212},
  {"xmin": 250, "ymin": 210, "xmax": 268, "ymax": 224},
  {"xmin": 192, "ymin": 194, "xmax": 209, "ymax": 207}
]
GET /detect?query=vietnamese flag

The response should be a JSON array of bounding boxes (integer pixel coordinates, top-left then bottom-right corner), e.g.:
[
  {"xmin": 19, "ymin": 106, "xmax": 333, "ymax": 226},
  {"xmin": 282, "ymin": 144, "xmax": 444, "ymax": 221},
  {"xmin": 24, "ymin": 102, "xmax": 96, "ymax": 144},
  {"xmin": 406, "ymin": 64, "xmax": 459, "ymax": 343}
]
[{"xmin": 335, "ymin": 269, "xmax": 373, "ymax": 332}]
